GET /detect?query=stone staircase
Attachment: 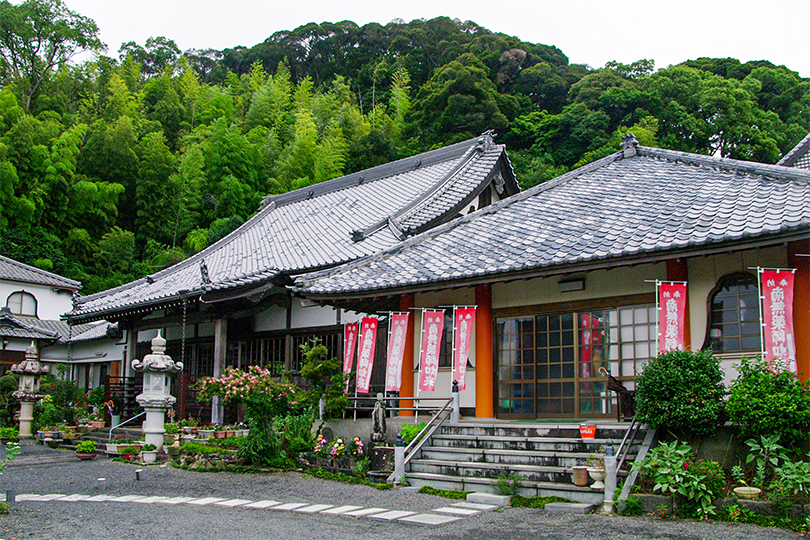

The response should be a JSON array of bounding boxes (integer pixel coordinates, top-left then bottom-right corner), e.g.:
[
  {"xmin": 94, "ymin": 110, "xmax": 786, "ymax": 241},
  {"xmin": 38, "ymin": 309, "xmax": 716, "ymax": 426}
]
[{"xmin": 404, "ymin": 422, "xmax": 654, "ymax": 505}]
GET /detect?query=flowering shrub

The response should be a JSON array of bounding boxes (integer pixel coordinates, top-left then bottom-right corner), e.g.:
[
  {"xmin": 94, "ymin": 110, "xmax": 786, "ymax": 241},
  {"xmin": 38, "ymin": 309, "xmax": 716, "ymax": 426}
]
[
  {"xmin": 196, "ymin": 366, "xmax": 301, "ymax": 430},
  {"xmin": 330, "ymin": 438, "xmax": 346, "ymax": 458},
  {"xmin": 314, "ymin": 435, "xmax": 328, "ymax": 456},
  {"xmin": 493, "ymin": 472, "xmax": 522, "ymax": 496},
  {"xmin": 349, "ymin": 437, "xmax": 363, "ymax": 456}
]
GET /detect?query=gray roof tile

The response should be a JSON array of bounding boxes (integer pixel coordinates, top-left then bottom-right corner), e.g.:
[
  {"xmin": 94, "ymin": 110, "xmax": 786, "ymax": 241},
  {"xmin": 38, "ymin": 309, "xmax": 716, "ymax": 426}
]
[
  {"xmin": 0, "ymin": 256, "xmax": 81, "ymax": 290},
  {"xmin": 71, "ymin": 134, "xmax": 516, "ymax": 322},
  {"xmin": 296, "ymin": 146, "xmax": 810, "ymax": 297}
]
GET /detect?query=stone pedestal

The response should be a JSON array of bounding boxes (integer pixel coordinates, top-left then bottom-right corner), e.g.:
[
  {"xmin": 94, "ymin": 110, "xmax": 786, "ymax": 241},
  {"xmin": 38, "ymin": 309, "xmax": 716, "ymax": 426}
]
[
  {"xmin": 132, "ymin": 332, "xmax": 183, "ymax": 452},
  {"xmin": 18, "ymin": 401, "xmax": 34, "ymax": 438}
]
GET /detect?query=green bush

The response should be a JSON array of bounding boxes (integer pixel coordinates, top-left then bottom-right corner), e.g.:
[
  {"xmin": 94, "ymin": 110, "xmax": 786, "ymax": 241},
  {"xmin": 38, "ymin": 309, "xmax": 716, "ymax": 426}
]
[
  {"xmin": 634, "ymin": 349, "xmax": 725, "ymax": 439},
  {"xmin": 400, "ymin": 422, "xmax": 426, "ymax": 446},
  {"xmin": 493, "ymin": 471, "xmax": 523, "ymax": 496},
  {"xmin": 726, "ymin": 357, "xmax": 810, "ymax": 447},
  {"xmin": 75, "ymin": 440, "xmax": 96, "ymax": 453}
]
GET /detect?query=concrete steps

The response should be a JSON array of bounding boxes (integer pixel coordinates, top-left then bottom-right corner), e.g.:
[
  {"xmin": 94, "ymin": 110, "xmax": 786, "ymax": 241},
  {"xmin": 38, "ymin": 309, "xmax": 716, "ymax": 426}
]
[{"xmin": 405, "ymin": 422, "xmax": 651, "ymax": 505}]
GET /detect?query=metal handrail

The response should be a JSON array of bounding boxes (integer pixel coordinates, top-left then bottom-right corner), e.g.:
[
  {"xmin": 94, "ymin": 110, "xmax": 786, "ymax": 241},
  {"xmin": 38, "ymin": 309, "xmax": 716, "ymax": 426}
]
[
  {"xmin": 616, "ymin": 416, "xmax": 641, "ymax": 472},
  {"xmin": 403, "ymin": 397, "xmax": 453, "ymax": 465},
  {"xmin": 107, "ymin": 411, "xmax": 146, "ymax": 441}
]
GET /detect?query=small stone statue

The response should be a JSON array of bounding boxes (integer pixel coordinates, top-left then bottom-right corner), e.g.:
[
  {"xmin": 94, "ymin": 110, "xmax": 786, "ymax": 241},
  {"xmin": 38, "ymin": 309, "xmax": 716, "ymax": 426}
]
[{"xmin": 371, "ymin": 393, "xmax": 386, "ymax": 443}]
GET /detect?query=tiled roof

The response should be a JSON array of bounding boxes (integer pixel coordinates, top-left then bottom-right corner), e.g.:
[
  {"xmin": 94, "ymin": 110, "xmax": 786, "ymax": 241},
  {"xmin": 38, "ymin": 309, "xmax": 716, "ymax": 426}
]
[
  {"xmin": 70, "ymin": 134, "xmax": 516, "ymax": 322},
  {"xmin": 0, "ymin": 307, "xmax": 60, "ymax": 341},
  {"xmin": 69, "ymin": 322, "xmax": 118, "ymax": 342},
  {"xmin": 778, "ymin": 132, "xmax": 810, "ymax": 169},
  {"xmin": 0, "ymin": 255, "xmax": 81, "ymax": 290},
  {"xmin": 296, "ymin": 144, "xmax": 810, "ymax": 297}
]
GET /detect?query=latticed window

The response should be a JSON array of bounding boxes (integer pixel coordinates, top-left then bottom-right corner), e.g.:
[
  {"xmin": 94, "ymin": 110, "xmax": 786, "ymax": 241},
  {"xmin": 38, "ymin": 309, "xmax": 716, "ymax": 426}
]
[
  {"xmin": 708, "ymin": 274, "xmax": 761, "ymax": 353},
  {"xmin": 6, "ymin": 291, "xmax": 37, "ymax": 317}
]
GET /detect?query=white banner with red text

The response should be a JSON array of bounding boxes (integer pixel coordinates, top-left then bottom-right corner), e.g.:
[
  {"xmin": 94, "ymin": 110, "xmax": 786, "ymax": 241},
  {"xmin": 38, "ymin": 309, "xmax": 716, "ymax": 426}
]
[
  {"xmin": 355, "ymin": 317, "xmax": 378, "ymax": 394},
  {"xmin": 385, "ymin": 312, "xmax": 410, "ymax": 392},
  {"xmin": 658, "ymin": 282, "xmax": 687, "ymax": 354},
  {"xmin": 418, "ymin": 310, "xmax": 444, "ymax": 392},
  {"xmin": 760, "ymin": 269, "xmax": 797, "ymax": 373},
  {"xmin": 452, "ymin": 307, "xmax": 476, "ymax": 391}
]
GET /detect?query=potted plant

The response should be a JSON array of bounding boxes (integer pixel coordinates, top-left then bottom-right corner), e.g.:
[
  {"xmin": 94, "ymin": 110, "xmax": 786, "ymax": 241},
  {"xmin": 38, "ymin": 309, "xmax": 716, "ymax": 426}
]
[
  {"xmin": 141, "ymin": 443, "xmax": 158, "ymax": 463},
  {"xmin": 121, "ymin": 444, "xmax": 140, "ymax": 461},
  {"xmin": 587, "ymin": 453, "xmax": 605, "ymax": 490},
  {"xmin": 197, "ymin": 424, "xmax": 214, "ymax": 439},
  {"xmin": 731, "ymin": 465, "xmax": 761, "ymax": 499},
  {"xmin": 75, "ymin": 440, "xmax": 97, "ymax": 460}
]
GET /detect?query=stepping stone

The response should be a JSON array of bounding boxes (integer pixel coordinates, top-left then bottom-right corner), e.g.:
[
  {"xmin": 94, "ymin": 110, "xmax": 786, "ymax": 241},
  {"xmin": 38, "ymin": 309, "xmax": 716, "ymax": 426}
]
[
  {"xmin": 109, "ymin": 495, "xmax": 146, "ymax": 503},
  {"xmin": 399, "ymin": 486, "xmax": 421, "ymax": 493},
  {"xmin": 84, "ymin": 495, "xmax": 115, "ymax": 502},
  {"xmin": 42, "ymin": 494, "xmax": 70, "ymax": 501},
  {"xmin": 14, "ymin": 494, "xmax": 41, "ymax": 501},
  {"xmin": 216, "ymin": 499, "xmax": 252, "ymax": 507},
  {"xmin": 243, "ymin": 500, "xmax": 282, "ymax": 509},
  {"xmin": 186, "ymin": 497, "xmax": 226, "ymax": 506},
  {"xmin": 342, "ymin": 507, "xmax": 388, "ymax": 517},
  {"xmin": 369, "ymin": 510, "xmax": 417, "ymax": 521},
  {"xmin": 398, "ymin": 514, "xmax": 462, "ymax": 526},
  {"xmin": 544, "ymin": 502, "xmax": 595, "ymax": 514},
  {"xmin": 433, "ymin": 506, "xmax": 480, "ymax": 516},
  {"xmin": 57, "ymin": 494, "xmax": 91, "ymax": 502},
  {"xmin": 294, "ymin": 504, "xmax": 334, "ymax": 513},
  {"xmin": 270, "ymin": 502, "xmax": 309, "ymax": 511},
  {"xmin": 134, "ymin": 496, "xmax": 171, "ymax": 504},
  {"xmin": 451, "ymin": 501, "xmax": 498, "ymax": 511},
  {"xmin": 158, "ymin": 497, "xmax": 198, "ymax": 505},
  {"xmin": 466, "ymin": 493, "xmax": 511, "ymax": 506},
  {"xmin": 320, "ymin": 505, "xmax": 363, "ymax": 515}
]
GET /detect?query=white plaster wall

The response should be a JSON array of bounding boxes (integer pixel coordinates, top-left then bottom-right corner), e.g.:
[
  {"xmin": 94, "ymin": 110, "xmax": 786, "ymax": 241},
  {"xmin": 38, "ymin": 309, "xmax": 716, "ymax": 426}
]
[
  {"xmin": 340, "ymin": 309, "xmax": 365, "ymax": 325},
  {"xmin": 0, "ymin": 281, "xmax": 74, "ymax": 320},
  {"xmin": 492, "ymin": 263, "xmax": 667, "ymax": 310},
  {"xmin": 253, "ymin": 307, "xmax": 288, "ymax": 332},
  {"xmin": 291, "ymin": 301, "xmax": 338, "ymax": 329}
]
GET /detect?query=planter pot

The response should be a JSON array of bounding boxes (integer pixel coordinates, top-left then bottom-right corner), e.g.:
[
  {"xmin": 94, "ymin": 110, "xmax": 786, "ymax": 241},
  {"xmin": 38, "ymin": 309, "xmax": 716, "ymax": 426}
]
[
  {"xmin": 587, "ymin": 468, "xmax": 605, "ymax": 490},
  {"xmin": 198, "ymin": 429, "xmax": 214, "ymax": 439},
  {"xmin": 572, "ymin": 466, "xmax": 589, "ymax": 487},
  {"xmin": 105, "ymin": 443, "xmax": 119, "ymax": 454},
  {"xmin": 225, "ymin": 430, "xmax": 234, "ymax": 438},
  {"xmin": 141, "ymin": 450, "xmax": 158, "ymax": 464},
  {"xmin": 734, "ymin": 486, "xmax": 762, "ymax": 500},
  {"xmin": 76, "ymin": 453, "xmax": 96, "ymax": 460},
  {"xmin": 61, "ymin": 432, "xmax": 75, "ymax": 440},
  {"xmin": 88, "ymin": 421, "xmax": 105, "ymax": 429},
  {"xmin": 214, "ymin": 431, "xmax": 226, "ymax": 439}
]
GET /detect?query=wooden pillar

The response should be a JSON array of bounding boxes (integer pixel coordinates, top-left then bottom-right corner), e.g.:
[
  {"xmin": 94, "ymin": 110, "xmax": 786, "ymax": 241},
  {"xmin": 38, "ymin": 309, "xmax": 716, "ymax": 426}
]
[
  {"xmin": 212, "ymin": 318, "xmax": 227, "ymax": 424},
  {"xmin": 399, "ymin": 293, "xmax": 415, "ymax": 417},
  {"xmin": 789, "ymin": 240, "xmax": 810, "ymax": 380},
  {"xmin": 475, "ymin": 284, "xmax": 494, "ymax": 418},
  {"xmin": 666, "ymin": 258, "xmax": 692, "ymax": 350}
]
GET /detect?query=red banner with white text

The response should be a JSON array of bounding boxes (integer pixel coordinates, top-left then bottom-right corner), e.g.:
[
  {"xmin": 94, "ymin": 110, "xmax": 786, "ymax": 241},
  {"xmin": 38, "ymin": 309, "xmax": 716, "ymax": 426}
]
[
  {"xmin": 418, "ymin": 310, "xmax": 444, "ymax": 392},
  {"xmin": 342, "ymin": 322, "xmax": 359, "ymax": 394},
  {"xmin": 453, "ymin": 307, "xmax": 476, "ymax": 391},
  {"xmin": 355, "ymin": 317, "xmax": 378, "ymax": 394},
  {"xmin": 761, "ymin": 270, "xmax": 797, "ymax": 373},
  {"xmin": 385, "ymin": 313, "xmax": 410, "ymax": 392},
  {"xmin": 658, "ymin": 282, "xmax": 687, "ymax": 354}
]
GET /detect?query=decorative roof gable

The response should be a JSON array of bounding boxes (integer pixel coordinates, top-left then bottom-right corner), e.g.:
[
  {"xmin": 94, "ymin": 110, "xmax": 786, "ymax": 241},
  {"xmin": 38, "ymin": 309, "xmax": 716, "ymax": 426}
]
[{"xmin": 778, "ymin": 132, "xmax": 810, "ymax": 169}]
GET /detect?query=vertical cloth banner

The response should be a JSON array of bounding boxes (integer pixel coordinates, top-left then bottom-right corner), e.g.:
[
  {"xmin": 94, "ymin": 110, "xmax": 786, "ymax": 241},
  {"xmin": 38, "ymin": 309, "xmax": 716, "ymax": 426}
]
[
  {"xmin": 658, "ymin": 282, "xmax": 687, "ymax": 354},
  {"xmin": 760, "ymin": 269, "xmax": 797, "ymax": 373},
  {"xmin": 418, "ymin": 310, "xmax": 444, "ymax": 392},
  {"xmin": 356, "ymin": 317, "xmax": 378, "ymax": 394},
  {"xmin": 385, "ymin": 312, "xmax": 410, "ymax": 392},
  {"xmin": 452, "ymin": 307, "xmax": 476, "ymax": 391},
  {"xmin": 342, "ymin": 322, "xmax": 359, "ymax": 394}
]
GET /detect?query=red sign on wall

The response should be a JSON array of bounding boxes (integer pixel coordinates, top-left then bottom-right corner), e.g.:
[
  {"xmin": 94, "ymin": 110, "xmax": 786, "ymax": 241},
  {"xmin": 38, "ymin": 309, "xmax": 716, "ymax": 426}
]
[
  {"xmin": 658, "ymin": 282, "xmax": 687, "ymax": 354},
  {"xmin": 761, "ymin": 269, "xmax": 796, "ymax": 373},
  {"xmin": 385, "ymin": 313, "xmax": 410, "ymax": 392},
  {"xmin": 453, "ymin": 307, "xmax": 476, "ymax": 391},
  {"xmin": 355, "ymin": 317, "xmax": 378, "ymax": 394},
  {"xmin": 418, "ymin": 310, "xmax": 444, "ymax": 392}
]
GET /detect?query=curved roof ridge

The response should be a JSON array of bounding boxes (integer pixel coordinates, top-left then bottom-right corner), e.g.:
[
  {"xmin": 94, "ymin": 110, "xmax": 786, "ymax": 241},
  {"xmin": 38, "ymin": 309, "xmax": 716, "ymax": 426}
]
[
  {"xmin": 0, "ymin": 255, "xmax": 81, "ymax": 290},
  {"xmin": 778, "ymin": 132, "xmax": 810, "ymax": 167}
]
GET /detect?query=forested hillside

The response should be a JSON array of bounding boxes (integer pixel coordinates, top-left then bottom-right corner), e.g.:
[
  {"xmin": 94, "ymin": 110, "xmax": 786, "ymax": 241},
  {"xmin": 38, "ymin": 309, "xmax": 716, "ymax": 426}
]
[{"xmin": 1, "ymin": 0, "xmax": 808, "ymax": 295}]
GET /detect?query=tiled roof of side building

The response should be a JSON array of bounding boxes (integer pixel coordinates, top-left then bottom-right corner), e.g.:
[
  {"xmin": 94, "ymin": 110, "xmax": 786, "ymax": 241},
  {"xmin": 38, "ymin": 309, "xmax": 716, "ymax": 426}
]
[
  {"xmin": 778, "ymin": 132, "xmax": 810, "ymax": 169},
  {"xmin": 0, "ymin": 307, "xmax": 60, "ymax": 341},
  {"xmin": 0, "ymin": 255, "xmax": 81, "ymax": 290},
  {"xmin": 69, "ymin": 133, "xmax": 517, "ymax": 322},
  {"xmin": 295, "ymin": 142, "xmax": 810, "ymax": 297}
]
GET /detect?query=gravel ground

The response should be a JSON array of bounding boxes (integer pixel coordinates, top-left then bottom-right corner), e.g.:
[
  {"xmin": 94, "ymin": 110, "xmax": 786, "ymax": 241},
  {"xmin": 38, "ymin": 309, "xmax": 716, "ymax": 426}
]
[{"xmin": 0, "ymin": 442, "xmax": 804, "ymax": 540}]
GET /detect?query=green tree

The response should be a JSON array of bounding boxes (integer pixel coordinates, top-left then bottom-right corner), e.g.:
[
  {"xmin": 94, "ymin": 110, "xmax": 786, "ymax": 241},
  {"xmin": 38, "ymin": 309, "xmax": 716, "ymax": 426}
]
[
  {"xmin": 0, "ymin": 0, "xmax": 103, "ymax": 112},
  {"xmin": 97, "ymin": 226, "xmax": 134, "ymax": 272},
  {"xmin": 135, "ymin": 131, "xmax": 176, "ymax": 244},
  {"xmin": 118, "ymin": 36, "xmax": 180, "ymax": 78}
]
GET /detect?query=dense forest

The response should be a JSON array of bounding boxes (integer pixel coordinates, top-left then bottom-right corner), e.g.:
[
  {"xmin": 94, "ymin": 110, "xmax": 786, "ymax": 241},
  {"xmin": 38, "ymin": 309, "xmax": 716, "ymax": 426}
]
[{"xmin": 1, "ymin": 0, "xmax": 808, "ymax": 295}]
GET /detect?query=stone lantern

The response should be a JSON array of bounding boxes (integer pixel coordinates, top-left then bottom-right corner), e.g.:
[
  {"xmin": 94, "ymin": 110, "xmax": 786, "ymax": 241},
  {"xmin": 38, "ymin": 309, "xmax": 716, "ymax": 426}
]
[
  {"xmin": 11, "ymin": 342, "xmax": 49, "ymax": 438},
  {"xmin": 132, "ymin": 332, "xmax": 183, "ymax": 451}
]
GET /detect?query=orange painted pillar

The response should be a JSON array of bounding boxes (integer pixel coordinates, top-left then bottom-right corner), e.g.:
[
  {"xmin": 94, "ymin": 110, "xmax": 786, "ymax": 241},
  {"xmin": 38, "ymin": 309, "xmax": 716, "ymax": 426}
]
[
  {"xmin": 789, "ymin": 240, "xmax": 810, "ymax": 380},
  {"xmin": 399, "ymin": 293, "xmax": 415, "ymax": 416},
  {"xmin": 666, "ymin": 258, "xmax": 691, "ymax": 350},
  {"xmin": 475, "ymin": 284, "xmax": 494, "ymax": 418}
]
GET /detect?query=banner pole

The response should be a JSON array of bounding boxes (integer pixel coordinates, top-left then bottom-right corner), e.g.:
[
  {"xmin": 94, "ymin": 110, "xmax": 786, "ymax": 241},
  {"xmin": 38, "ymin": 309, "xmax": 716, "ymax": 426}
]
[
  {"xmin": 451, "ymin": 306, "xmax": 458, "ymax": 392},
  {"xmin": 353, "ymin": 325, "xmax": 359, "ymax": 421},
  {"xmin": 415, "ymin": 308, "xmax": 426, "ymax": 424},
  {"xmin": 757, "ymin": 267, "xmax": 766, "ymax": 362}
]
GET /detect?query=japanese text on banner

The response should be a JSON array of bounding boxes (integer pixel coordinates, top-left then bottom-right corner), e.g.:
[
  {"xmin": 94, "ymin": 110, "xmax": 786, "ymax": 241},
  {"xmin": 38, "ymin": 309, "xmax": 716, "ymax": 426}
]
[
  {"xmin": 342, "ymin": 322, "xmax": 359, "ymax": 394},
  {"xmin": 418, "ymin": 311, "xmax": 444, "ymax": 392},
  {"xmin": 355, "ymin": 317, "xmax": 378, "ymax": 394},
  {"xmin": 761, "ymin": 270, "xmax": 796, "ymax": 373},
  {"xmin": 453, "ymin": 307, "xmax": 476, "ymax": 391},
  {"xmin": 658, "ymin": 282, "xmax": 687, "ymax": 354},
  {"xmin": 385, "ymin": 313, "xmax": 410, "ymax": 392}
]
